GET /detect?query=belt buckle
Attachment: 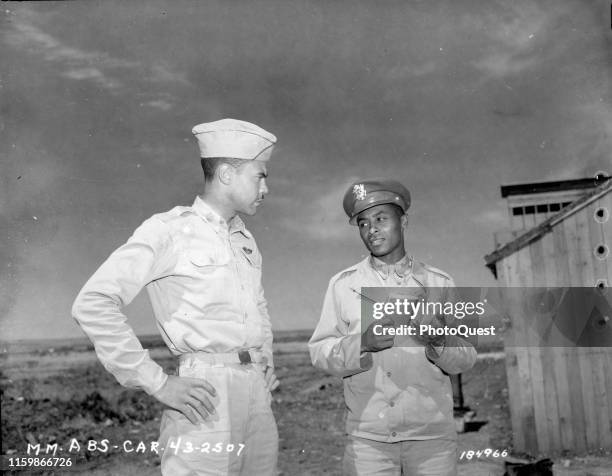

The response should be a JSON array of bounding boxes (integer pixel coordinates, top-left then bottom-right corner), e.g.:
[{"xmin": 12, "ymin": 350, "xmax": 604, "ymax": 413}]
[{"xmin": 238, "ymin": 350, "xmax": 252, "ymax": 364}]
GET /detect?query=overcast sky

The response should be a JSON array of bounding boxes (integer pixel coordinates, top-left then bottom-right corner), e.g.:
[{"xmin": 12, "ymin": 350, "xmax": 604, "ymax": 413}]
[{"xmin": 2, "ymin": 0, "xmax": 611, "ymax": 340}]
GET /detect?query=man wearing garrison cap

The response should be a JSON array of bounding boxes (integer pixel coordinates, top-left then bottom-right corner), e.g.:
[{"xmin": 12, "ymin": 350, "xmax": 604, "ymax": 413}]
[
  {"xmin": 309, "ymin": 179, "xmax": 477, "ymax": 475},
  {"xmin": 73, "ymin": 119, "xmax": 279, "ymax": 475}
]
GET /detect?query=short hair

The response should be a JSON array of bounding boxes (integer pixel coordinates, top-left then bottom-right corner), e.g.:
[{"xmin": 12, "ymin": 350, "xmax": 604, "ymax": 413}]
[{"xmin": 200, "ymin": 157, "xmax": 249, "ymax": 182}]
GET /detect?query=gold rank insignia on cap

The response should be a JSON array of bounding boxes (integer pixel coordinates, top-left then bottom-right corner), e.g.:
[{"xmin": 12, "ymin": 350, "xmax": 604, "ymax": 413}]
[
  {"xmin": 353, "ymin": 184, "xmax": 367, "ymax": 201},
  {"xmin": 343, "ymin": 179, "xmax": 411, "ymax": 225}
]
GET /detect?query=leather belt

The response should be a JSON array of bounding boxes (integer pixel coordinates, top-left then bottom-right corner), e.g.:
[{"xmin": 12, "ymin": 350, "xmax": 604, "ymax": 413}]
[{"xmin": 179, "ymin": 350, "xmax": 266, "ymax": 366}]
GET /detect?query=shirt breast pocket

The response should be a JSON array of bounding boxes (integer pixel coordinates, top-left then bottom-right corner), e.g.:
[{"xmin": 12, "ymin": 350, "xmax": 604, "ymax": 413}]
[
  {"xmin": 188, "ymin": 249, "xmax": 230, "ymax": 271},
  {"xmin": 183, "ymin": 248, "xmax": 236, "ymax": 317}
]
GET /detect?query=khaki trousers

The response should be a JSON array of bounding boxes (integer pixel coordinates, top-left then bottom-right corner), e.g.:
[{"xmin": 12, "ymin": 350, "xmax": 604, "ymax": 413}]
[
  {"xmin": 159, "ymin": 359, "xmax": 278, "ymax": 476},
  {"xmin": 343, "ymin": 435, "xmax": 457, "ymax": 476}
]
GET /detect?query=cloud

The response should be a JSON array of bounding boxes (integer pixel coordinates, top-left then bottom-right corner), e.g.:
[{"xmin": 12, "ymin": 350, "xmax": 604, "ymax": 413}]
[
  {"xmin": 140, "ymin": 91, "xmax": 178, "ymax": 111},
  {"xmin": 7, "ymin": 16, "xmax": 134, "ymax": 67},
  {"xmin": 6, "ymin": 19, "xmax": 129, "ymax": 92},
  {"xmin": 7, "ymin": 19, "xmax": 60, "ymax": 50},
  {"xmin": 4, "ymin": 14, "xmax": 189, "ymax": 100},
  {"xmin": 150, "ymin": 64, "xmax": 190, "ymax": 85},
  {"xmin": 144, "ymin": 99, "xmax": 174, "ymax": 111},
  {"xmin": 62, "ymin": 68, "xmax": 121, "ymax": 90},
  {"xmin": 467, "ymin": 1, "xmax": 565, "ymax": 79}
]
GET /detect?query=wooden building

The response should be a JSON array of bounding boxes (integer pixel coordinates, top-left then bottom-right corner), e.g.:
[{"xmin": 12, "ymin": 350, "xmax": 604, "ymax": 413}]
[{"xmin": 484, "ymin": 175, "xmax": 612, "ymax": 455}]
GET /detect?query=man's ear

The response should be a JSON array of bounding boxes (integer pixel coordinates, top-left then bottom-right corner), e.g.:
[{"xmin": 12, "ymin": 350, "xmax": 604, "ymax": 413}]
[
  {"xmin": 401, "ymin": 213, "xmax": 409, "ymax": 229},
  {"xmin": 217, "ymin": 163, "xmax": 234, "ymax": 185}
]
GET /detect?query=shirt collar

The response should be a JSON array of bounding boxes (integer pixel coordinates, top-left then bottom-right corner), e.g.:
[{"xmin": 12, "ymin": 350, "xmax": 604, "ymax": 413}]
[
  {"xmin": 369, "ymin": 253, "xmax": 413, "ymax": 280},
  {"xmin": 192, "ymin": 196, "xmax": 251, "ymax": 237}
]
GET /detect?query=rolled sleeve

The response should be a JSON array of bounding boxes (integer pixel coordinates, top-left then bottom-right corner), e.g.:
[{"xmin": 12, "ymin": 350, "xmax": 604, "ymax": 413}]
[
  {"xmin": 309, "ymin": 279, "xmax": 372, "ymax": 378},
  {"xmin": 71, "ymin": 218, "xmax": 175, "ymax": 395},
  {"xmin": 425, "ymin": 335, "xmax": 477, "ymax": 375}
]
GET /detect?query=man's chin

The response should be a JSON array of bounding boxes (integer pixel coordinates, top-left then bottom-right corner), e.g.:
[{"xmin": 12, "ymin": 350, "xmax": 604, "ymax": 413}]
[
  {"xmin": 241, "ymin": 206, "xmax": 258, "ymax": 216},
  {"xmin": 369, "ymin": 247, "xmax": 389, "ymax": 257}
]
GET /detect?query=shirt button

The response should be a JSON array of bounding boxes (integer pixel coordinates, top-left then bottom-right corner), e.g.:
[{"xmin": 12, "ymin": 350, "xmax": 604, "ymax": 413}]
[
  {"xmin": 386, "ymin": 371, "xmax": 392, "ymax": 377},
  {"xmin": 389, "ymin": 401, "xmax": 395, "ymax": 407},
  {"xmin": 391, "ymin": 432, "xmax": 397, "ymax": 437}
]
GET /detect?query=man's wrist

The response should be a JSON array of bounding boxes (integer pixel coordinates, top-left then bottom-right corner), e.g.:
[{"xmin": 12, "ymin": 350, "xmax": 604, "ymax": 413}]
[{"xmin": 150, "ymin": 373, "xmax": 170, "ymax": 397}]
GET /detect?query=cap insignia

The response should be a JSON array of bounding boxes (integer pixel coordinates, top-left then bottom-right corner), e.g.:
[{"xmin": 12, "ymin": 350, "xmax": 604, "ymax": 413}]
[{"xmin": 353, "ymin": 184, "xmax": 367, "ymax": 201}]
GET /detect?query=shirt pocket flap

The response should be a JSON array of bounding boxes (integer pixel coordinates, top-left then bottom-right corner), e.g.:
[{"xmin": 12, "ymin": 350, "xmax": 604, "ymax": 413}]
[{"xmin": 189, "ymin": 249, "xmax": 229, "ymax": 267}]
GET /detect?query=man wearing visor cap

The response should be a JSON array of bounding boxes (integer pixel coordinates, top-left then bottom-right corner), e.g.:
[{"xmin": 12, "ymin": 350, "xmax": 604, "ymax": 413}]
[
  {"xmin": 73, "ymin": 118, "xmax": 279, "ymax": 475},
  {"xmin": 309, "ymin": 179, "xmax": 476, "ymax": 476}
]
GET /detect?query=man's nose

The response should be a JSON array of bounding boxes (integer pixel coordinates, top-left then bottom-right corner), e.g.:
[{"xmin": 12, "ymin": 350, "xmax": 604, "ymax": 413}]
[{"xmin": 260, "ymin": 180, "xmax": 269, "ymax": 196}]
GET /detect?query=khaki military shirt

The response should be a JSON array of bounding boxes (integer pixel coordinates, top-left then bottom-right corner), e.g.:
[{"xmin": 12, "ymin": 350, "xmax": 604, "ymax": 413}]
[
  {"xmin": 72, "ymin": 196, "xmax": 273, "ymax": 395},
  {"xmin": 308, "ymin": 256, "xmax": 476, "ymax": 442}
]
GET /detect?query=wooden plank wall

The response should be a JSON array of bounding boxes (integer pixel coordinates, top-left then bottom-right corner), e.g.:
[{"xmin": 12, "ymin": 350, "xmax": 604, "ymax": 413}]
[
  {"xmin": 497, "ymin": 190, "xmax": 611, "ymax": 455},
  {"xmin": 497, "ymin": 252, "xmax": 532, "ymax": 453},
  {"xmin": 585, "ymin": 193, "xmax": 612, "ymax": 450}
]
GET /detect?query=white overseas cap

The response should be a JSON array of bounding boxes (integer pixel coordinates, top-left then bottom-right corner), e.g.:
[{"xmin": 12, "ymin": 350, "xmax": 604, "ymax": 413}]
[{"xmin": 192, "ymin": 118, "xmax": 277, "ymax": 161}]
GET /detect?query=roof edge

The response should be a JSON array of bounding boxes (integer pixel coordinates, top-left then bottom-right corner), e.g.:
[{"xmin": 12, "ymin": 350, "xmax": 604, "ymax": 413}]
[
  {"xmin": 484, "ymin": 179, "xmax": 612, "ymax": 269},
  {"xmin": 500, "ymin": 175, "xmax": 610, "ymax": 198}
]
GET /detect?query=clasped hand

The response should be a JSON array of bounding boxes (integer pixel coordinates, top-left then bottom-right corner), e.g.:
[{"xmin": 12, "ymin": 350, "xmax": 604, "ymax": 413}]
[
  {"xmin": 361, "ymin": 312, "xmax": 447, "ymax": 353},
  {"xmin": 361, "ymin": 316, "xmax": 396, "ymax": 352},
  {"xmin": 410, "ymin": 312, "xmax": 446, "ymax": 347}
]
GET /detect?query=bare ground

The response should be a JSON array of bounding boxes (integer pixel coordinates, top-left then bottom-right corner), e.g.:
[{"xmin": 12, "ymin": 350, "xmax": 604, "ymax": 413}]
[{"xmin": 1, "ymin": 344, "xmax": 611, "ymax": 475}]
